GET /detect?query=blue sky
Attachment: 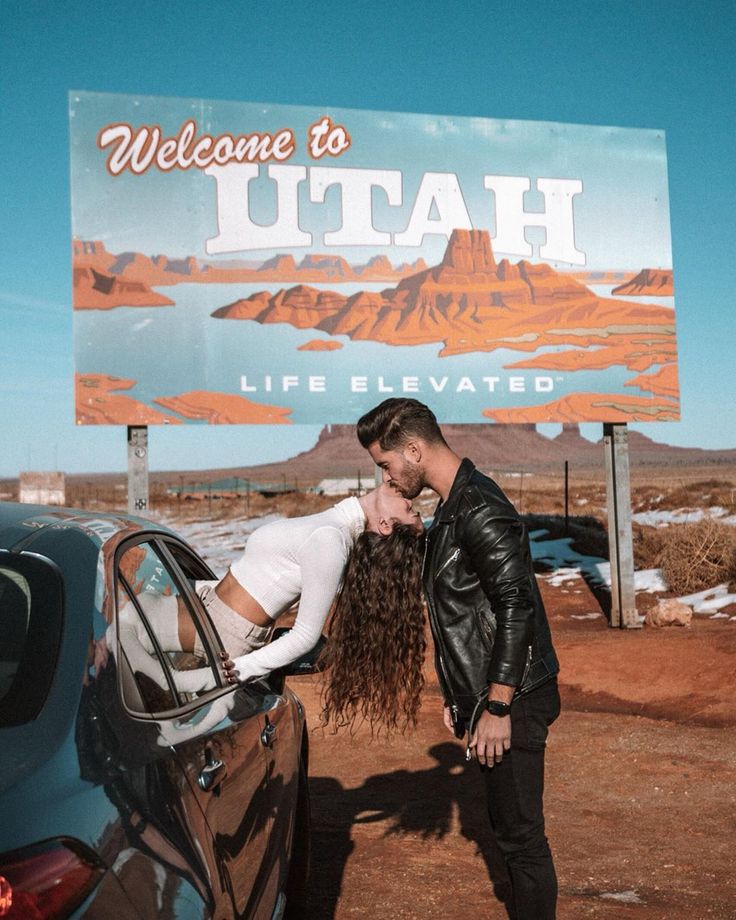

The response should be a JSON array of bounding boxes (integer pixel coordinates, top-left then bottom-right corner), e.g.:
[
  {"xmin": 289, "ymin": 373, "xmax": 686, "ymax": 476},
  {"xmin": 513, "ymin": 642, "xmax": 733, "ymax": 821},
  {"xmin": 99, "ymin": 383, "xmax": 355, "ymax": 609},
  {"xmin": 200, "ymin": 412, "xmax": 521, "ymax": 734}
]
[{"xmin": 1, "ymin": 0, "xmax": 734, "ymax": 477}]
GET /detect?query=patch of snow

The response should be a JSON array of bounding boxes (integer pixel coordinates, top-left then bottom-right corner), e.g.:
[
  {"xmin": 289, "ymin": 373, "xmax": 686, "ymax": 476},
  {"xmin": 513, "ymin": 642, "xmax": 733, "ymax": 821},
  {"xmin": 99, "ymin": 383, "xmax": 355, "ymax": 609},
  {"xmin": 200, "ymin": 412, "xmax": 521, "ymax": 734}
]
[
  {"xmin": 600, "ymin": 890, "xmax": 644, "ymax": 904},
  {"xmin": 157, "ymin": 512, "xmax": 285, "ymax": 576},
  {"xmin": 633, "ymin": 568, "xmax": 668, "ymax": 593},
  {"xmin": 592, "ymin": 562, "xmax": 667, "ymax": 593},
  {"xmin": 632, "ymin": 507, "xmax": 736, "ymax": 527},
  {"xmin": 544, "ymin": 567, "xmax": 582, "ymax": 587},
  {"xmin": 677, "ymin": 583, "xmax": 736, "ymax": 615}
]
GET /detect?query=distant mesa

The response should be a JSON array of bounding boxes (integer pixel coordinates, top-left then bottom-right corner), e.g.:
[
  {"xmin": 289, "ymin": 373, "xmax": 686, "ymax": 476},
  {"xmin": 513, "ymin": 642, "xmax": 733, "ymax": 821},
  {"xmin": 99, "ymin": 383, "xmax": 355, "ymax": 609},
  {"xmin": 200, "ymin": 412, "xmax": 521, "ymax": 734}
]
[
  {"xmin": 297, "ymin": 339, "xmax": 343, "ymax": 352},
  {"xmin": 71, "ymin": 239, "xmax": 424, "ymax": 309},
  {"xmin": 259, "ymin": 254, "xmax": 297, "ymax": 274},
  {"xmin": 298, "ymin": 254, "xmax": 354, "ymax": 279},
  {"xmin": 212, "ymin": 229, "xmax": 677, "ymax": 382},
  {"xmin": 613, "ymin": 269, "xmax": 673, "ymax": 296},
  {"xmin": 153, "ymin": 390, "xmax": 292, "ymax": 424},
  {"xmin": 75, "ymin": 373, "xmax": 181, "ymax": 425},
  {"xmin": 73, "ymin": 266, "xmax": 175, "ymax": 310},
  {"xmin": 359, "ymin": 255, "xmax": 393, "ymax": 276},
  {"xmin": 484, "ymin": 392, "xmax": 680, "ymax": 424}
]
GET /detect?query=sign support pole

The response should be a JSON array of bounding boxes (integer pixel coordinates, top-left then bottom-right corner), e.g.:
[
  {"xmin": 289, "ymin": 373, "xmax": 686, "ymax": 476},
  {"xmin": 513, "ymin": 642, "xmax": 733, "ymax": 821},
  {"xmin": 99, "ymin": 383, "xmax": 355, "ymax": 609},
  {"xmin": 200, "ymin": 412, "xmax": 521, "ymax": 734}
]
[
  {"xmin": 603, "ymin": 423, "xmax": 640, "ymax": 628},
  {"xmin": 127, "ymin": 426, "xmax": 149, "ymax": 514}
]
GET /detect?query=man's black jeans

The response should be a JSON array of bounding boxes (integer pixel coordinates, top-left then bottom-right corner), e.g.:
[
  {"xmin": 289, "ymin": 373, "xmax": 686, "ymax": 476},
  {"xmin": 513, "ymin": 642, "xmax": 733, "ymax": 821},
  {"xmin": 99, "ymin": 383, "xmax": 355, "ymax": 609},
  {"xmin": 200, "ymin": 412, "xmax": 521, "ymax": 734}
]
[{"xmin": 480, "ymin": 677, "xmax": 561, "ymax": 920}]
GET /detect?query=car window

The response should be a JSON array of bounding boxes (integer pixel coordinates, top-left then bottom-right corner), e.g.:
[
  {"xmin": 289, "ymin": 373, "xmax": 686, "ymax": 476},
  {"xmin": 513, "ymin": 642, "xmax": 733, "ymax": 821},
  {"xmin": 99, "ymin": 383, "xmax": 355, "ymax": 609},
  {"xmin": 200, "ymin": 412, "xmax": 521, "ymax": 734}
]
[
  {"xmin": 0, "ymin": 553, "xmax": 63, "ymax": 726},
  {"xmin": 0, "ymin": 566, "xmax": 31, "ymax": 703},
  {"xmin": 115, "ymin": 539, "xmax": 219, "ymax": 715}
]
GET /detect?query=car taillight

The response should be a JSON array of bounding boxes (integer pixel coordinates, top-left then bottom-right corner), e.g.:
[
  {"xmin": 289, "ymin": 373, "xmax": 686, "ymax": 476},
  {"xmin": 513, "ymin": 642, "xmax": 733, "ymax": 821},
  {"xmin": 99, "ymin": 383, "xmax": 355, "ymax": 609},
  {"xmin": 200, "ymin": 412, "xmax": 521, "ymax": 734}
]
[{"xmin": 0, "ymin": 838, "xmax": 105, "ymax": 920}]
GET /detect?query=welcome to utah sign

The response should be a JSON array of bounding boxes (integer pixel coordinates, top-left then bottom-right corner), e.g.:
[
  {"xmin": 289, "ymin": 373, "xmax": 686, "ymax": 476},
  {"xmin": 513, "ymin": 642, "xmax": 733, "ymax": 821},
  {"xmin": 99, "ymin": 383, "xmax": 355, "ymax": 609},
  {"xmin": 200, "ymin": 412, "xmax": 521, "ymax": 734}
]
[{"xmin": 70, "ymin": 91, "xmax": 678, "ymax": 427}]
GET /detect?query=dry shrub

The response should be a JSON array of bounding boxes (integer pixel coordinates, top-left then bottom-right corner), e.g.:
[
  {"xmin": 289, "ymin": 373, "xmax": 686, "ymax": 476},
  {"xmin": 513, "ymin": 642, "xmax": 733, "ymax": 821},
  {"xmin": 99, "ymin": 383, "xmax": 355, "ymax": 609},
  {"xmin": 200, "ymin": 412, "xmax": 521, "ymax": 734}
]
[
  {"xmin": 633, "ymin": 524, "xmax": 668, "ymax": 570},
  {"xmin": 661, "ymin": 479, "xmax": 735, "ymax": 512},
  {"xmin": 658, "ymin": 519, "xmax": 736, "ymax": 595}
]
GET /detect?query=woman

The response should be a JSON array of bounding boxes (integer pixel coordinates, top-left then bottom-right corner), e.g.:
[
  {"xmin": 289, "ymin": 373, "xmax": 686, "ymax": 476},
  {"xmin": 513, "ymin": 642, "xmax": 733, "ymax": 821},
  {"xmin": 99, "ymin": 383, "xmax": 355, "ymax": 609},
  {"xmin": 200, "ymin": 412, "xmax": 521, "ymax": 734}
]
[{"xmin": 118, "ymin": 484, "xmax": 426, "ymax": 730}]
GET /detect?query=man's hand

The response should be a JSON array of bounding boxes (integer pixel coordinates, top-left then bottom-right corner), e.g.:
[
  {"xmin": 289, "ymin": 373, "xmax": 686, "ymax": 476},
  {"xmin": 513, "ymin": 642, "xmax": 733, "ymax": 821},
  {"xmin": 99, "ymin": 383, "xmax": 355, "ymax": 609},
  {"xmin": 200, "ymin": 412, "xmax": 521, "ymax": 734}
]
[
  {"xmin": 443, "ymin": 705, "xmax": 455, "ymax": 734},
  {"xmin": 469, "ymin": 709, "xmax": 511, "ymax": 767}
]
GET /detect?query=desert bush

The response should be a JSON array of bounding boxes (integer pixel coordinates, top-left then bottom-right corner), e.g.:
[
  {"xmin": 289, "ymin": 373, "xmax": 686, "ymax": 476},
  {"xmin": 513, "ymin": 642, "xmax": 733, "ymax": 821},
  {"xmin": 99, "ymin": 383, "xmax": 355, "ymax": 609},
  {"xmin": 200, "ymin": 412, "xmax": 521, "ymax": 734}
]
[
  {"xmin": 657, "ymin": 519, "xmax": 736, "ymax": 595},
  {"xmin": 632, "ymin": 524, "xmax": 668, "ymax": 570},
  {"xmin": 662, "ymin": 479, "xmax": 735, "ymax": 512}
]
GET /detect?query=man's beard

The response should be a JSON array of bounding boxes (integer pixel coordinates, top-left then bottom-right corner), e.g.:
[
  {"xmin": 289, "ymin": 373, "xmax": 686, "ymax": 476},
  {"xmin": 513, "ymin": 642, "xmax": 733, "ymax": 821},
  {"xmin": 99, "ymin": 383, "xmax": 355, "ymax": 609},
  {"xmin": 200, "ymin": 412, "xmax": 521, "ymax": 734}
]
[{"xmin": 393, "ymin": 461, "xmax": 424, "ymax": 500}]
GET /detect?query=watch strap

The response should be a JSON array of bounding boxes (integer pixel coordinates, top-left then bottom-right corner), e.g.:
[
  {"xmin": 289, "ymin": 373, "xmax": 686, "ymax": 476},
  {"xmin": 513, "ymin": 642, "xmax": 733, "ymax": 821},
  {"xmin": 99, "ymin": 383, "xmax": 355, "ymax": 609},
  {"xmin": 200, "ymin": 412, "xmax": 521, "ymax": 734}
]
[{"xmin": 485, "ymin": 699, "xmax": 511, "ymax": 717}]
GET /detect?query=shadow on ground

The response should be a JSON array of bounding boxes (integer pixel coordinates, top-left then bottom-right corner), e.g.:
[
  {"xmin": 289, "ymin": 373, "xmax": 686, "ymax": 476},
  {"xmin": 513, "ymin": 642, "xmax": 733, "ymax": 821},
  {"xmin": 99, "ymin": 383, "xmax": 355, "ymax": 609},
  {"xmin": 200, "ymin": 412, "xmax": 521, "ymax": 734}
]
[{"xmin": 306, "ymin": 741, "xmax": 513, "ymax": 919}]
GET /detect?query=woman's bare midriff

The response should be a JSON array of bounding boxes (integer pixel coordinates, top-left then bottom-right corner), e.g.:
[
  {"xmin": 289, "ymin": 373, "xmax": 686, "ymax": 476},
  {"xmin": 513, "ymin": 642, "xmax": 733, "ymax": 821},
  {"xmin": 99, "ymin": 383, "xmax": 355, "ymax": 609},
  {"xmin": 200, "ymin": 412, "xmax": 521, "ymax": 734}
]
[
  {"xmin": 215, "ymin": 571, "xmax": 272, "ymax": 626},
  {"xmin": 177, "ymin": 570, "xmax": 272, "ymax": 652}
]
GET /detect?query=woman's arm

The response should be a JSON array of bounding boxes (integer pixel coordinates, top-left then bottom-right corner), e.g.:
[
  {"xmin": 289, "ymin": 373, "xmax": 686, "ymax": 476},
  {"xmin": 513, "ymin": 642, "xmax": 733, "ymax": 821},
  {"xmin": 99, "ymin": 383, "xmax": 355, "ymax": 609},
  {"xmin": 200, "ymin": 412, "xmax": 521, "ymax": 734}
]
[{"xmin": 231, "ymin": 526, "xmax": 348, "ymax": 682}]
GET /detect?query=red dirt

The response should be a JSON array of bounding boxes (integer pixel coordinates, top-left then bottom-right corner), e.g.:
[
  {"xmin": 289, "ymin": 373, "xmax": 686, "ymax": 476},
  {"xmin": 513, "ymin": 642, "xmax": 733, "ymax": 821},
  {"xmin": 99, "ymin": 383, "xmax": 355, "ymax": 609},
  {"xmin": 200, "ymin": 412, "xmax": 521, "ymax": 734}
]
[{"xmin": 289, "ymin": 576, "xmax": 736, "ymax": 919}]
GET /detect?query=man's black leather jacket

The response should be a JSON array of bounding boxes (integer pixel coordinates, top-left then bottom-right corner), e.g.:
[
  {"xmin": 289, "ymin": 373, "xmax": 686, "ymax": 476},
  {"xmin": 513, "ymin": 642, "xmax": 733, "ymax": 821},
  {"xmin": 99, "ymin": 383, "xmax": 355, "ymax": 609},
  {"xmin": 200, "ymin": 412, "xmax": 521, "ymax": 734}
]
[{"xmin": 422, "ymin": 458, "xmax": 559, "ymax": 721}]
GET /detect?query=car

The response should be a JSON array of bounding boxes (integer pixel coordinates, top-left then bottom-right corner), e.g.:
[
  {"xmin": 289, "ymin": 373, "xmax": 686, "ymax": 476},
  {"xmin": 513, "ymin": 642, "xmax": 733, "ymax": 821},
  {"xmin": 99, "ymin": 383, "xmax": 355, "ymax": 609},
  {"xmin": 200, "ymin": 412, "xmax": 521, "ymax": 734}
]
[{"xmin": 0, "ymin": 501, "xmax": 315, "ymax": 920}]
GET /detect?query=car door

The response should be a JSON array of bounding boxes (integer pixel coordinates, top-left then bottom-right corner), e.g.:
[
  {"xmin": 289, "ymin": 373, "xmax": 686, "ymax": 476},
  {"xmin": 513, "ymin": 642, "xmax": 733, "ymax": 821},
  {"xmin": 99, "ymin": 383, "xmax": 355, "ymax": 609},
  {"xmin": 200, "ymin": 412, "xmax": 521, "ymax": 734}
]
[
  {"xmin": 165, "ymin": 539, "xmax": 301, "ymax": 920},
  {"xmin": 114, "ymin": 534, "xmax": 289, "ymax": 920}
]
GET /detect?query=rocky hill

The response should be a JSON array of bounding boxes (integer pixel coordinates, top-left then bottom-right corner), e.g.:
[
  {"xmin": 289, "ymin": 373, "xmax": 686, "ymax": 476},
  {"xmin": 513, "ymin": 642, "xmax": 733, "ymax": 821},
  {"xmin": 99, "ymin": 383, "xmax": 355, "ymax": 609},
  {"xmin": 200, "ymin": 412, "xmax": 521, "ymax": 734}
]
[
  {"xmin": 151, "ymin": 423, "xmax": 736, "ymax": 486},
  {"xmin": 3, "ymin": 423, "xmax": 734, "ymax": 500}
]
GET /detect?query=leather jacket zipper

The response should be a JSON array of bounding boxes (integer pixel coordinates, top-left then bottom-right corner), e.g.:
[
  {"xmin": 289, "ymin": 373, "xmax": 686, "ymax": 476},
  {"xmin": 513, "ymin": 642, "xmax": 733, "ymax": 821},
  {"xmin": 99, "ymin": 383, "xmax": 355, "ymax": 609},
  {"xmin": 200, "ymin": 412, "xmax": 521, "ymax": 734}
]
[
  {"xmin": 422, "ymin": 525, "xmax": 458, "ymax": 718},
  {"xmin": 520, "ymin": 644, "xmax": 532, "ymax": 687},
  {"xmin": 424, "ymin": 585, "xmax": 457, "ymax": 715},
  {"xmin": 434, "ymin": 547, "xmax": 461, "ymax": 580}
]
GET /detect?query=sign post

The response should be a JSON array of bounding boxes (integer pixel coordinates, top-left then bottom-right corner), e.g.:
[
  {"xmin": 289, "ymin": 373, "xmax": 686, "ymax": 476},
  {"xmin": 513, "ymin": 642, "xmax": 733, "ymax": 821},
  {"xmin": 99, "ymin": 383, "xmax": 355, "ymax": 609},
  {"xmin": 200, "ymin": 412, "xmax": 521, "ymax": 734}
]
[
  {"xmin": 127, "ymin": 426, "xmax": 149, "ymax": 514},
  {"xmin": 603, "ymin": 423, "xmax": 639, "ymax": 628}
]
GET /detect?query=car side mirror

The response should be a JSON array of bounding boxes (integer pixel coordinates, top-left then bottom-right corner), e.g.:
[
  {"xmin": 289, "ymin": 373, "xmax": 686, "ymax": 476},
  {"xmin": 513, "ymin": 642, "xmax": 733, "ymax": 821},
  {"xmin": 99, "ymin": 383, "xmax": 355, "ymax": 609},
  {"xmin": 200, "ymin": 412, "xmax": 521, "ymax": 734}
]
[{"xmin": 271, "ymin": 626, "xmax": 327, "ymax": 676}]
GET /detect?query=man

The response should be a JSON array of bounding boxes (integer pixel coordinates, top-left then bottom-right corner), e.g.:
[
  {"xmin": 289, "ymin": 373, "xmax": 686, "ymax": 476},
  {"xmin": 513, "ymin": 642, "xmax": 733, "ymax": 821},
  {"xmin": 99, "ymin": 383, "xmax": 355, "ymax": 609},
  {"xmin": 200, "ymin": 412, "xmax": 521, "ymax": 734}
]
[{"xmin": 357, "ymin": 398, "xmax": 560, "ymax": 919}]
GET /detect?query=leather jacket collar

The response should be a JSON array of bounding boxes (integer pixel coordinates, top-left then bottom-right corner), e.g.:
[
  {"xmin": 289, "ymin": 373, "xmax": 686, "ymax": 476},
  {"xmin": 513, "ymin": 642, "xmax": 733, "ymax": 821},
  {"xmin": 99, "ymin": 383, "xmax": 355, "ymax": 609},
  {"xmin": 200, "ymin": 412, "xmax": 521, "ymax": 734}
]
[{"xmin": 435, "ymin": 458, "xmax": 476, "ymax": 523}]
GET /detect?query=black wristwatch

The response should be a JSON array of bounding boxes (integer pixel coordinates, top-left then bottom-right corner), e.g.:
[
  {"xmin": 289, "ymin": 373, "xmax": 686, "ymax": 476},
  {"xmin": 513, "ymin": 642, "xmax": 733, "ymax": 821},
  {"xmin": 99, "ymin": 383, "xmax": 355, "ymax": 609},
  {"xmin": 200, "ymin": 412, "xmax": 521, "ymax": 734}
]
[{"xmin": 485, "ymin": 699, "xmax": 511, "ymax": 717}]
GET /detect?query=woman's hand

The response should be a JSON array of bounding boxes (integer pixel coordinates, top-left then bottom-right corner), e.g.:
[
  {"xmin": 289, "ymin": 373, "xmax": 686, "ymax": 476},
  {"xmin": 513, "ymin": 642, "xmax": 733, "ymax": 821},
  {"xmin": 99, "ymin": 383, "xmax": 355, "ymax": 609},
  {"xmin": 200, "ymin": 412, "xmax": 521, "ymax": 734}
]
[{"xmin": 220, "ymin": 650, "xmax": 240, "ymax": 684}]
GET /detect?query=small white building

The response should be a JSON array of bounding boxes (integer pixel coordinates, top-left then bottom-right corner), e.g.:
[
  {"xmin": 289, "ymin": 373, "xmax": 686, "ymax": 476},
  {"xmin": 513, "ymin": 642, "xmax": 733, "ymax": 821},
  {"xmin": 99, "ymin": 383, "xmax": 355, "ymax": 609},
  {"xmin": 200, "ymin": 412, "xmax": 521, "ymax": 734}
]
[{"xmin": 19, "ymin": 471, "xmax": 66, "ymax": 505}]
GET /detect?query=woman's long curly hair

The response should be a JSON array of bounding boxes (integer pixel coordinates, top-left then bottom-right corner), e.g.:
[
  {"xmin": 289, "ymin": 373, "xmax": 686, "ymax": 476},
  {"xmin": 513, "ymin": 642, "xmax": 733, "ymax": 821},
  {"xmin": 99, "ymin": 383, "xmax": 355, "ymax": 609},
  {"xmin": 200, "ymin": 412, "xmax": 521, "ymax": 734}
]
[{"xmin": 319, "ymin": 523, "xmax": 426, "ymax": 735}]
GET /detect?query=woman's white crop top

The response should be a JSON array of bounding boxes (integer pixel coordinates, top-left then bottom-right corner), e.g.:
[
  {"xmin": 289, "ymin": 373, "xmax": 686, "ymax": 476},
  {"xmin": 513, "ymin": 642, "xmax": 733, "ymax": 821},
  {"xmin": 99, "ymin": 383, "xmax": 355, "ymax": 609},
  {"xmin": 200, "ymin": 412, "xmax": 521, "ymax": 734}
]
[{"xmin": 229, "ymin": 496, "xmax": 365, "ymax": 681}]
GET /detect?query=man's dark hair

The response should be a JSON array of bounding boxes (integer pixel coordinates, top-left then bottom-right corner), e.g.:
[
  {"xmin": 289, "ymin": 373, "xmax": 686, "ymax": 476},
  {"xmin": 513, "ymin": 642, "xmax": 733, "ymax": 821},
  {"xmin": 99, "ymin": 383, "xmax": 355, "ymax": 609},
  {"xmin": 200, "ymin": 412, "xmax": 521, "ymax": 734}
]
[{"xmin": 357, "ymin": 398, "xmax": 447, "ymax": 450}]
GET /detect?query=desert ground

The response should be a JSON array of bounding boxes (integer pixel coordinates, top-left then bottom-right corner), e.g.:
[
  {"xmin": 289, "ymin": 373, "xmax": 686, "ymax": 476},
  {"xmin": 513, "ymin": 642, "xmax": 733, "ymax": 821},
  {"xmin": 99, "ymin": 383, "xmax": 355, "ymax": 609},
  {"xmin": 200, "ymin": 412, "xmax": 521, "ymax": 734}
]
[{"xmin": 147, "ymin": 461, "xmax": 736, "ymax": 920}]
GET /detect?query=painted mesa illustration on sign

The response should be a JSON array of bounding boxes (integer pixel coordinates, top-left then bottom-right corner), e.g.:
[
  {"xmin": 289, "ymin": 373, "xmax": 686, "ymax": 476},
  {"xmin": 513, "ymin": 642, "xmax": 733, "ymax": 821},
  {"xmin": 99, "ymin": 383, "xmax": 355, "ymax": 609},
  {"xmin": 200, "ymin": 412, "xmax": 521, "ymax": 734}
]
[{"xmin": 70, "ymin": 92, "xmax": 678, "ymax": 426}]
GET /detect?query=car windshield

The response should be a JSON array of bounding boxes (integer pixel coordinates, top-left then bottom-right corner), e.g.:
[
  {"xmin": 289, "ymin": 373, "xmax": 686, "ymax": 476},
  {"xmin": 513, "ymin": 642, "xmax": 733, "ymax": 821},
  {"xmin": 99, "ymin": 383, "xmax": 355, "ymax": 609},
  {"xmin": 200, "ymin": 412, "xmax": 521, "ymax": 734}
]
[{"xmin": 0, "ymin": 566, "xmax": 32, "ymax": 705}]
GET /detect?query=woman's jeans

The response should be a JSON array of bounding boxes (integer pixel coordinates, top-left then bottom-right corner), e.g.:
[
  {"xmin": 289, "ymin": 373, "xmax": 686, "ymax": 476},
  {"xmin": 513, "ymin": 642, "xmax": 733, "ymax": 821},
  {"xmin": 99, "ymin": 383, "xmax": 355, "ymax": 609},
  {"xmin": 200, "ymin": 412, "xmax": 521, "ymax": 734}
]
[{"xmin": 480, "ymin": 677, "xmax": 561, "ymax": 920}]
